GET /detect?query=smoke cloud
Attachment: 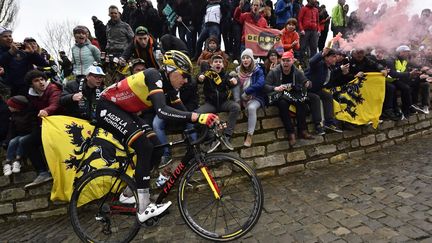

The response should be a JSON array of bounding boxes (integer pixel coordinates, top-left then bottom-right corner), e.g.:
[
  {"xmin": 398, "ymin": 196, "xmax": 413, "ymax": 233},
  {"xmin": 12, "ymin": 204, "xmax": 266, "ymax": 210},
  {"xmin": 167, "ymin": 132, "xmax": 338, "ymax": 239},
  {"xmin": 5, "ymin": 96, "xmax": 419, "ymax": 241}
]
[{"xmin": 340, "ymin": 0, "xmax": 431, "ymax": 53}]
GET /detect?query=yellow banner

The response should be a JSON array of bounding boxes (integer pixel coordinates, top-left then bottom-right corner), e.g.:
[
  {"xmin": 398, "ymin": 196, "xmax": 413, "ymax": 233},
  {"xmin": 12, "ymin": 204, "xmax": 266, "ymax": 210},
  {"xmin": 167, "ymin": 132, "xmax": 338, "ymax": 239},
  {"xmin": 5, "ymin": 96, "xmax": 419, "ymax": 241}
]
[
  {"xmin": 42, "ymin": 116, "xmax": 135, "ymax": 205},
  {"xmin": 332, "ymin": 72, "xmax": 385, "ymax": 129}
]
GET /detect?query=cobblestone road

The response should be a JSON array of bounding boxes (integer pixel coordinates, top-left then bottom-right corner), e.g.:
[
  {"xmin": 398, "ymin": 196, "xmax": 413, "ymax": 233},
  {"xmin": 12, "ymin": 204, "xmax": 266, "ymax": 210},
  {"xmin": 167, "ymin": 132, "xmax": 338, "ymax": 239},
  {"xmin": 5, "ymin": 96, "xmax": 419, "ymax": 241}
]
[{"xmin": 1, "ymin": 136, "xmax": 432, "ymax": 242}]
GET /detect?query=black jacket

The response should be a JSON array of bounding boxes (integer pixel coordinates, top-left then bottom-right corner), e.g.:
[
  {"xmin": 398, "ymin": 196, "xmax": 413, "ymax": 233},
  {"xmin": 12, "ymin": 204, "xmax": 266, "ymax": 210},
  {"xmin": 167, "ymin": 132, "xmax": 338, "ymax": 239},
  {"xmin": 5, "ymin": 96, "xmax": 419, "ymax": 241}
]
[
  {"xmin": 201, "ymin": 70, "xmax": 235, "ymax": 108},
  {"xmin": 60, "ymin": 77, "xmax": 103, "ymax": 120}
]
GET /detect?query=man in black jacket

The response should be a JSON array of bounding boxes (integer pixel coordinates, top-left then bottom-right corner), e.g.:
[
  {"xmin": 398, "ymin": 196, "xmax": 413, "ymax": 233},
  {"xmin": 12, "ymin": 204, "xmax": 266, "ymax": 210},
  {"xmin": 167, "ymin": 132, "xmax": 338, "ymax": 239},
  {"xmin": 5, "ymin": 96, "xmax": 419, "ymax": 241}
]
[
  {"xmin": 60, "ymin": 65, "xmax": 105, "ymax": 120},
  {"xmin": 265, "ymin": 51, "xmax": 313, "ymax": 146}
]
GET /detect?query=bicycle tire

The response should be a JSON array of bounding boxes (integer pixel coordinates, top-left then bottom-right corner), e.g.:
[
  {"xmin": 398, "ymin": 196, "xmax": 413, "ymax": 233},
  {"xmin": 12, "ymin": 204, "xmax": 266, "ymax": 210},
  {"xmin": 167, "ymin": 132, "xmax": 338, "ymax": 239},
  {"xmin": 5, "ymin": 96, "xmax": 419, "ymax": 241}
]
[
  {"xmin": 178, "ymin": 153, "xmax": 263, "ymax": 241},
  {"xmin": 69, "ymin": 168, "xmax": 140, "ymax": 243}
]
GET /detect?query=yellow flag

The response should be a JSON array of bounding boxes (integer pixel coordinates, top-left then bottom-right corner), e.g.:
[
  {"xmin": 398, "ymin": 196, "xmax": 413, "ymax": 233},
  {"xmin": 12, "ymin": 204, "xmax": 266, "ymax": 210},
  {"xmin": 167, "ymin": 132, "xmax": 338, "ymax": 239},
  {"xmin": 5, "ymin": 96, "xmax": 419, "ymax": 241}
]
[
  {"xmin": 332, "ymin": 72, "xmax": 385, "ymax": 129},
  {"xmin": 42, "ymin": 116, "xmax": 135, "ymax": 205}
]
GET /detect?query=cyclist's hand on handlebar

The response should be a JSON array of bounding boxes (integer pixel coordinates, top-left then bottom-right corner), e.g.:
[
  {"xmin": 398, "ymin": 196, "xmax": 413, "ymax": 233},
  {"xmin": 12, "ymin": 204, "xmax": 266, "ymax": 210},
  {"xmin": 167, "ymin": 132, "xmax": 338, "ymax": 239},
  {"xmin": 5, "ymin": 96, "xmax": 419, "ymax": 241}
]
[{"xmin": 198, "ymin": 113, "xmax": 219, "ymax": 127}]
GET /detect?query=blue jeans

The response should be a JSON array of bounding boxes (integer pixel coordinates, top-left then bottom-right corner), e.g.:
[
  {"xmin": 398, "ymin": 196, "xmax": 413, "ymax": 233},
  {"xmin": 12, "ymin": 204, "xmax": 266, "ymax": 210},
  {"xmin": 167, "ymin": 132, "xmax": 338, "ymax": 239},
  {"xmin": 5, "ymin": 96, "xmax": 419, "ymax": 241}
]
[
  {"xmin": 153, "ymin": 116, "xmax": 196, "ymax": 156},
  {"xmin": 6, "ymin": 134, "xmax": 31, "ymax": 161}
]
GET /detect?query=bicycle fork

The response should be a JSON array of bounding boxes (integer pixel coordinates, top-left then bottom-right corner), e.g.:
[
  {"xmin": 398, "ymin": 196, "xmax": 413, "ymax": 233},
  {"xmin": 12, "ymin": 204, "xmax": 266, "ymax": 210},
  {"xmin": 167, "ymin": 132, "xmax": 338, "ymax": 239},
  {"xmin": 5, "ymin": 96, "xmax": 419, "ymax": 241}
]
[{"xmin": 200, "ymin": 166, "xmax": 222, "ymax": 200}]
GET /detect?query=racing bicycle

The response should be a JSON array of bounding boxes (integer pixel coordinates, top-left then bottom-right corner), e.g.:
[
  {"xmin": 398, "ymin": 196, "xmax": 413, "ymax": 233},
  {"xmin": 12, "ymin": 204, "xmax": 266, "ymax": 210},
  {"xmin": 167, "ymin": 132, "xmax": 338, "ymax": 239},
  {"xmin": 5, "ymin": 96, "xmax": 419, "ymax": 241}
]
[{"xmin": 68, "ymin": 123, "xmax": 264, "ymax": 242}]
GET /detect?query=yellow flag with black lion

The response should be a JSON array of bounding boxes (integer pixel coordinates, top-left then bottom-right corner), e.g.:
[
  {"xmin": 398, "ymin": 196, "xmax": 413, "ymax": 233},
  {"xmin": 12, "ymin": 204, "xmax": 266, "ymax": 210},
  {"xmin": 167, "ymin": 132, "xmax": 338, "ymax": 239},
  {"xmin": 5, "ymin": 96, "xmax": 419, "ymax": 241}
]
[{"xmin": 42, "ymin": 115, "xmax": 135, "ymax": 205}]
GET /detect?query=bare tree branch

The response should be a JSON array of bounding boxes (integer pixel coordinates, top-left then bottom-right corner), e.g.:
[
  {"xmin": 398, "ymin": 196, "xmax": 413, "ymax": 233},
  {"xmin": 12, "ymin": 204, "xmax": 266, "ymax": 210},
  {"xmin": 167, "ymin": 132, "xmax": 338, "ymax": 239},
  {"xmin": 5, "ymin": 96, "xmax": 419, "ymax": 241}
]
[
  {"xmin": 37, "ymin": 19, "xmax": 79, "ymax": 63},
  {"xmin": 0, "ymin": 0, "xmax": 19, "ymax": 29}
]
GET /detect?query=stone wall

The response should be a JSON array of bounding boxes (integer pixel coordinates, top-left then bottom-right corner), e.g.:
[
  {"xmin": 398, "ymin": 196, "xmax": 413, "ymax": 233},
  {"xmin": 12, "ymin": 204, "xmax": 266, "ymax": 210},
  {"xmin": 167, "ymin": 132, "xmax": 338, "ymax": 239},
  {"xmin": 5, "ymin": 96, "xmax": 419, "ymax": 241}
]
[{"xmin": 1, "ymin": 108, "xmax": 432, "ymax": 222}]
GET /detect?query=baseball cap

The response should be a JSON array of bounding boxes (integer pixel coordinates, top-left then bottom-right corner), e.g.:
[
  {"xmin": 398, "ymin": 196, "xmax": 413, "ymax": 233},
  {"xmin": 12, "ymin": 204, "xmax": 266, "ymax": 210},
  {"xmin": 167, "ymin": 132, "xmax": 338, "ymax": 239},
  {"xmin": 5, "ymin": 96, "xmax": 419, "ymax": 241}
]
[
  {"xmin": 135, "ymin": 26, "xmax": 149, "ymax": 35},
  {"xmin": 86, "ymin": 65, "xmax": 105, "ymax": 76},
  {"xmin": 0, "ymin": 26, "xmax": 12, "ymax": 36},
  {"xmin": 281, "ymin": 51, "xmax": 294, "ymax": 59}
]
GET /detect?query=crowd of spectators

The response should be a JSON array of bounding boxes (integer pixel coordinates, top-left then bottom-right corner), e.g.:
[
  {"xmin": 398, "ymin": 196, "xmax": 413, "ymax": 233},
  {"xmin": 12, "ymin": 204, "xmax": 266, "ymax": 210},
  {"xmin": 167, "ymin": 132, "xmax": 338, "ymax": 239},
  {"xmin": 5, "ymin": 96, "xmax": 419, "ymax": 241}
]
[{"xmin": 0, "ymin": 0, "xmax": 431, "ymax": 189}]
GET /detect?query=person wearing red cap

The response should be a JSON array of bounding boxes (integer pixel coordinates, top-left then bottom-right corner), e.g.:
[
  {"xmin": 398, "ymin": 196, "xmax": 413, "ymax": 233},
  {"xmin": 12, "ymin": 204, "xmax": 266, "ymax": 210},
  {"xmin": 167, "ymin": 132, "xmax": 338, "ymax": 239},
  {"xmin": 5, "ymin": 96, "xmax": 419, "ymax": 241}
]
[
  {"xmin": 2, "ymin": 96, "xmax": 36, "ymax": 176},
  {"xmin": 264, "ymin": 51, "xmax": 313, "ymax": 146}
]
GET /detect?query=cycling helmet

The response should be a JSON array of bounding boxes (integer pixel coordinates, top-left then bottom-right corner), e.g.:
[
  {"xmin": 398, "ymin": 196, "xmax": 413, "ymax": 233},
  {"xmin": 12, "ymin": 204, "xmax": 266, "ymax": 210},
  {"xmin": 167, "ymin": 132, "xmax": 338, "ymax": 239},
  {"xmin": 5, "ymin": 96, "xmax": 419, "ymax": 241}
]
[{"xmin": 162, "ymin": 50, "xmax": 193, "ymax": 75}]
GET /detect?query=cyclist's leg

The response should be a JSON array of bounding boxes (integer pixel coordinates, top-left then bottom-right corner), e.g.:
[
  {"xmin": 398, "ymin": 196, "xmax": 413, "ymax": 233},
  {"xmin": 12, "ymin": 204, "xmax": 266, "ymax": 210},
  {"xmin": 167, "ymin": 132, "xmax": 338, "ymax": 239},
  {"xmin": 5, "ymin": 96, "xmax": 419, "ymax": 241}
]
[{"xmin": 95, "ymin": 100, "xmax": 153, "ymax": 208}]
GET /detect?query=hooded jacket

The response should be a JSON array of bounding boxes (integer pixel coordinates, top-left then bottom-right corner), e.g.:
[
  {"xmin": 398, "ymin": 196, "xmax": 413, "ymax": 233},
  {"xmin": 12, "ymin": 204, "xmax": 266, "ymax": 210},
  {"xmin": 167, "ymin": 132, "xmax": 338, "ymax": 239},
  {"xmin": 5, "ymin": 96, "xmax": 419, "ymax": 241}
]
[
  {"xmin": 281, "ymin": 28, "xmax": 300, "ymax": 51},
  {"xmin": 197, "ymin": 36, "xmax": 229, "ymax": 67}
]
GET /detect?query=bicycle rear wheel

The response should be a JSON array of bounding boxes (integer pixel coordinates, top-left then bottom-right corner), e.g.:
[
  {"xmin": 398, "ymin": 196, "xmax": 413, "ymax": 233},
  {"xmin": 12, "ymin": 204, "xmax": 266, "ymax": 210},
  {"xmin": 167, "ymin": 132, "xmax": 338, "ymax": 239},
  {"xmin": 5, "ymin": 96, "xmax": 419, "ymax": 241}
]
[
  {"xmin": 69, "ymin": 169, "xmax": 140, "ymax": 243},
  {"xmin": 178, "ymin": 153, "xmax": 263, "ymax": 241}
]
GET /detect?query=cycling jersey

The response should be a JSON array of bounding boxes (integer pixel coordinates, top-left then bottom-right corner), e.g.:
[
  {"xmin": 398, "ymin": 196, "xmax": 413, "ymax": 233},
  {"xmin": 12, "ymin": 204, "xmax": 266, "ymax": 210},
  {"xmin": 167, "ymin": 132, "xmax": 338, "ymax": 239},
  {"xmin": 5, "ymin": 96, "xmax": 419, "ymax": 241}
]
[{"xmin": 101, "ymin": 68, "xmax": 192, "ymax": 121}]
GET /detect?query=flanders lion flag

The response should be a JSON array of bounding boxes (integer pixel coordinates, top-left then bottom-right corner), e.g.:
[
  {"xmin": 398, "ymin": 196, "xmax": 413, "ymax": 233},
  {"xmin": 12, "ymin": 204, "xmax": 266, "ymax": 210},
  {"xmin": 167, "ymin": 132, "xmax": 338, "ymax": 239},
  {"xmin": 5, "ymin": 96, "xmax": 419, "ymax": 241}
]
[
  {"xmin": 331, "ymin": 72, "xmax": 385, "ymax": 129},
  {"xmin": 42, "ymin": 116, "xmax": 135, "ymax": 205}
]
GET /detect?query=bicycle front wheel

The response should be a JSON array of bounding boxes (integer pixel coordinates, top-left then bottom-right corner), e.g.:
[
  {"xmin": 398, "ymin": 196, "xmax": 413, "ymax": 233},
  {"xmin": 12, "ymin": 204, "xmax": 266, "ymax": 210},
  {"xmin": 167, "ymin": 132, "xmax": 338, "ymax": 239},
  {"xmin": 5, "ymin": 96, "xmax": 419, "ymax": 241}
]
[
  {"xmin": 178, "ymin": 153, "xmax": 264, "ymax": 241},
  {"xmin": 68, "ymin": 168, "xmax": 140, "ymax": 243}
]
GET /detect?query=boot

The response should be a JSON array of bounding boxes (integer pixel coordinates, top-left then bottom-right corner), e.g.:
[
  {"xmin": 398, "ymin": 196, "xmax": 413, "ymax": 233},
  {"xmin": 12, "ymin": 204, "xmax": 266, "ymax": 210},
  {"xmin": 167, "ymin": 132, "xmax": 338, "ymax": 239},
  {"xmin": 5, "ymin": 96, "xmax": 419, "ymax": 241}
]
[
  {"xmin": 288, "ymin": 133, "xmax": 296, "ymax": 146},
  {"xmin": 298, "ymin": 130, "xmax": 314, "ymax": 140},
  {"xmin": 243, "ymin": 133, "xmax": 253, "ymax": 147}
]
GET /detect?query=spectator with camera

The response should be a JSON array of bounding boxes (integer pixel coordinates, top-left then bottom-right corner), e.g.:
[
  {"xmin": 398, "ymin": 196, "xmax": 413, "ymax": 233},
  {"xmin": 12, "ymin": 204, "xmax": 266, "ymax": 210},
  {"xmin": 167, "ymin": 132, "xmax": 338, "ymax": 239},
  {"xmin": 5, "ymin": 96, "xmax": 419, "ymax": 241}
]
[
  {"xmin": 265, "ymin": 51, "xmax": 313, "ymax": 146},
  {"xmin": 121, "ymin": 26, "xmax": 160, "ymax": 69},
  {"xmin": 0, "ymin": 27, "xmax": 49, "ymax": 96},
  {"xmin": 71, "ymin": 26, "xmax": 101, "ymax": 77}
]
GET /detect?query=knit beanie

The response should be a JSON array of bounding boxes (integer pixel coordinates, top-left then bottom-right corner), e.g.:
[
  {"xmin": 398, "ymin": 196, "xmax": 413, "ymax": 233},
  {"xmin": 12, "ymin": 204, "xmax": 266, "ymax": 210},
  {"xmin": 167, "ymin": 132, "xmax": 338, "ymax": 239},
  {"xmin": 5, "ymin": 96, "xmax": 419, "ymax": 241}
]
[
  {"xmin": 6, "ymin": 95, "xmax": 29, "ymax": 111},
  {"xmin": 241, "ymin": 48, "xmax": 254, "ymax": 59}
]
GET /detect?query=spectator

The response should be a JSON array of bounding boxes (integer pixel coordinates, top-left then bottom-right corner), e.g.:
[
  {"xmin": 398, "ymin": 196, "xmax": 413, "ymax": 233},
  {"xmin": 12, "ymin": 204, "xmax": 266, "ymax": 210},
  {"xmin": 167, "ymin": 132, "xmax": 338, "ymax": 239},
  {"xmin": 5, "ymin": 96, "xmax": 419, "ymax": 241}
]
[
  {"xmin": 387, "ymin": 45, "xmax": 424, "ymax": 118},
  {"xmin": 197, "ymin": 55, "xmax": 240, "ymax": 152},
  {"xmin": 121, "ymin": 26, "xmax": 159, "ymax": 69},
  {"xmin": 281, "ymin": 18, "xmax": 300, "ymax": 52},
  {"xmin": 130, "ymin": 58, "xmax": 146, "ymax": 74},
  {"xmin": 318, "ymin": 4, "xmax": 330, "ymax": 51},
  {"xmin": 0, "ymin": 27, "xmax": 48, "ymax": 96},
  {"xmin": 234, "ymin": 49, "xmax": 266, "ymax": 147},
  {"xmin": 264, "ymin": 49, "xmax": 281, "ymax": 74},
  {"xmin": 220, "ymin": 0, "xmax": 237, "ymax": 59},
  {"xmin": 197, "ymin": 35, "xmax": 230, "ymax": 72},
  {"xmin": 369, "ymin": 48, "xmax": 400, "ymax": 121},
  {"xmin": 92, "ymin": 16, "xmax": 108, "ymax": 51},
  {"xmin": 152, "ymin": 78, "xmax": 198, "ymax": 168},
  {"xmin": 305, "ymin": 48, "xmax": 344, "ymax": 135},
  {"xmin": 60, "ymin": 65, "xmax": 106, "ymax": 120},
  {"xmin": 275, "ymin": 0, "xmax": 295, "ymax": 30},
  {"xmin": 169, "ymin": 0, "xmax": 193, "ymax": 47},
  {"xmin": 24, "ymin": 70, "xmax": 62, "ymax": 189},
  {"xmin": 0, "ymin": 66, "xmax": 9, "ymax": 147},
  {"xmin": 263, "ymin": 0, "xmax": 276, "ymax": 28},
  {"xmin": 159, "ymin": 33, "xmax": 188, "ymax": 54},
  {"xmin": 298, "ymin": 0, "xmax": 320, "ymax": 66},
  {"xmin": 194, "ymin": 0, "xmax": 223, "ymax": 59},
  {"xmin": 264, "ymin": 51, "xmax": 313, "ymax": 146},
  {"xmin": 188, "ymin": 0, "xmax": 208, "ymax": 58},
  {"xmin": 2, "ymin": 96, "xmax": 36, "ymax": 176},
  {"xmin": 105, "ymin": 5, "xmax": 135, "ymax": 57},
  {"xmin": 23, "ymin": 37, "xmax": 55, "ymax": 67},
  {"xmin": 71, "ymin": 26, "xmax": 101, "ymax": 77},
  {"xmin": 331, "ymin": 0, "xmax": 347, "ymax": 37},
  {"xmin": 58, "ymin": 51, "xmax": 73, "ymax": 78},
  {"xmin": 234, "ymin": 0, "xmax": 268, "ymax": 51},
  {"xmin": 130, "ymin": 0, "xmax": 162, "ymax": 39}
]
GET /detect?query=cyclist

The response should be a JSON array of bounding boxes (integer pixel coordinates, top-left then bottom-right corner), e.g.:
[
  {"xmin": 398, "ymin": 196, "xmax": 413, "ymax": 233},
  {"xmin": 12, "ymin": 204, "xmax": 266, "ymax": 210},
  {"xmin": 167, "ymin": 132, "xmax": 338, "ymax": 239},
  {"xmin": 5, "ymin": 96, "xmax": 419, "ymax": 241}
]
[{"xmin": 95, "ymin": 50, "xmax": 219, "ymax": 223}]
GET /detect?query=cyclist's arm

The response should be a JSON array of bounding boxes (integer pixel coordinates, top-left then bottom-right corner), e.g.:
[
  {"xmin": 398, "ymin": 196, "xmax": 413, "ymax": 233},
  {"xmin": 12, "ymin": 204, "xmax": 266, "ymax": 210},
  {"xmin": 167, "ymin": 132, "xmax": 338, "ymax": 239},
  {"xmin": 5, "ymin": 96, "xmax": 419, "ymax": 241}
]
[{"xmin": 149, "ymin": 92, "xmax": 198, "ymax": 122}]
